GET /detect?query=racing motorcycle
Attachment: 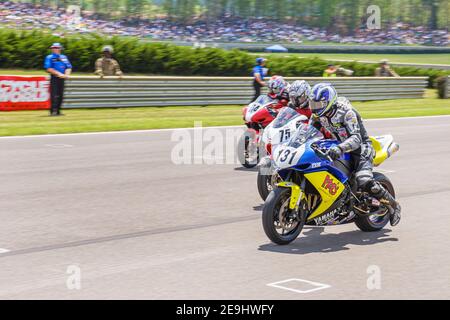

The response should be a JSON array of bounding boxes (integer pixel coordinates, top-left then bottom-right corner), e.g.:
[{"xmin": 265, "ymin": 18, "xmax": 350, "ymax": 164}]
[
  {"xmin": 257, "ymin": 107, "xmax": 308, "ymax": 200},
  {"xmin": 262, "ymin": 123, "xmax": 400, "ymax": 245},
  {"xmin": 238, "ymin": 95, "xmax": 280, "ymax": 168}
]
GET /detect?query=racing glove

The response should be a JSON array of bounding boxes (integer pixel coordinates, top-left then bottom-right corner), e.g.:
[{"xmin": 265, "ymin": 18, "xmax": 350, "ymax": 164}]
[{"xmin": 328, "ymin": 146, "xmax": 343, "ymax": 160}]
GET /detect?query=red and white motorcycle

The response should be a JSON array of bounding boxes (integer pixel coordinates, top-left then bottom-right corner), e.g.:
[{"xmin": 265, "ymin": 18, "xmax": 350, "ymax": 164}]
[{"xmin": 238, "ymin": 95, "xmax": 281, "ymax": 168}]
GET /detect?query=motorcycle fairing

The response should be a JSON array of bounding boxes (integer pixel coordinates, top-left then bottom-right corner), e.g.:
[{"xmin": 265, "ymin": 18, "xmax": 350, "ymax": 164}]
[
  {"xmin": 277, "ymin": 140, "xmax": 351, "ymax": 184},
  {"xmin": 275, "ymin": 139, "xmax": 352, "ymax": 223},
  {"xmin": 370, "ymin": 135, "xmax": 399, "ymax": 167},
  {"xmin": 244, "ymin": 95, "xmax": 278, "ymax": 125},
  {"xmin": 304, "ymin": 171, "xmax": 345, "ymax": 221}
]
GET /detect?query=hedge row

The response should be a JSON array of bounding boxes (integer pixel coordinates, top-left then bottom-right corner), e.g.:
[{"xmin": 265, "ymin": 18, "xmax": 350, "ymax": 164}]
[
  {"xmin": 0, "ymin": 30, "xmax": 448, "ymax": 88},
  {"xmin": 0, "ymin": 30, "xmax": 254, "ymax": 76}
]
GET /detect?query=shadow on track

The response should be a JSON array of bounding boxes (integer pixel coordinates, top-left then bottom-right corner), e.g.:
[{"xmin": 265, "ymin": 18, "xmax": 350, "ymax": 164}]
[
  {"xmin": 234, "ymin": 166, "xmax": 258, "ymax": 172},
  {"xmin": 258, "ymin": 227, "xmax": 398, "ymax": 255},
  {"xmin": 253, "ymin": 204, "xmax": 264, "ymax": 211}
]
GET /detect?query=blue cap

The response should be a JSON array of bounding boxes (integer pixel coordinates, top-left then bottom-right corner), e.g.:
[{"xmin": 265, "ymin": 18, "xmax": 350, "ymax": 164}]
[
  {"xmin": 256, "ymin": 57, "xmax": 266, "ymax": 65},
  {"xmin": 50, "ymin": 43, "xmax": 62, "ymax": 49}
]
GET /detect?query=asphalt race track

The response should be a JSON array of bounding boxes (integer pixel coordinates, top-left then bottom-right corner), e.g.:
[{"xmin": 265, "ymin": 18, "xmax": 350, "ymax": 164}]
[{"xmin": 0, "ymin": 116, "xmax": 449, "ymax": 299}]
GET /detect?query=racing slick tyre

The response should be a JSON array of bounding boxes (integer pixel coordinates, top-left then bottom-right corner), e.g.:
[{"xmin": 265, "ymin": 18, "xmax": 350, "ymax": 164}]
[
  {"xmin": 262, "ymin": 187, "xmax": 305, "ymax": 245},
  {"xmin": 257, "ymin": 167, "xmax": 280, "ymax": 201},
  {"xmin": 257, "ymin": 169, "xmax": 272, "ymax": 201},
  {"xmin": 355, "ymin": 172, "xmax": 395, "ymax": 232},
  {"xmin": 238, "ymin": 132, "xmax": 258, "ymax": 168}
]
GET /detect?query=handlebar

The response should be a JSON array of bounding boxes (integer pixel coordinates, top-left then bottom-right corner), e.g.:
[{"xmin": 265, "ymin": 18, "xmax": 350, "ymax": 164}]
[{"xmin": 311, "ymin": 143, "xmax": 333, "ymax": 162}]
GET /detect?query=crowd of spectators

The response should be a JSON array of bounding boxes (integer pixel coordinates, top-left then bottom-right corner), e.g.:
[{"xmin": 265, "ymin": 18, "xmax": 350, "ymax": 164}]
[{"xmin": 0, "ymin": 1, "xmax": 448, "ymax": 46}]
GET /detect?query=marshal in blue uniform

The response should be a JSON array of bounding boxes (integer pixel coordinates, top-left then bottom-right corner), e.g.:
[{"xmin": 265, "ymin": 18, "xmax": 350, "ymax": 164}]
[
  {"xmin": 44, "ymin": 43, "xmax": 72, "ymax": 116},
  {"xmin": 251, "ymin": 58, "xmax": 267, "ymax": 102}
]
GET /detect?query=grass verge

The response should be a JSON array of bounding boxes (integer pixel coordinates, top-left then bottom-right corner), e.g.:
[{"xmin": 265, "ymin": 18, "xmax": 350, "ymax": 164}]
[
  {"xmin": 258, "ymin": 53, "xmax": 450, "ymax": 65},
  {"xmin": 1, "ymin": 90, "xmax": 449, "ymax": 136}
]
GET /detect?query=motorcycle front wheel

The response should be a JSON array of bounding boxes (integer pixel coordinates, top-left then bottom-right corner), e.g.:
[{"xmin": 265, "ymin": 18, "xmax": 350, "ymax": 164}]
[
  {"xmin": 257, "ymin": 169, "xmax": 280, "ymax": 201},
  {"xmin": 262, "ymin": 187, "xmax": 305, "ymax": 245},
  {"xmin": 237, "ymin": 132, "xmax": 258, "ymax": 168}
]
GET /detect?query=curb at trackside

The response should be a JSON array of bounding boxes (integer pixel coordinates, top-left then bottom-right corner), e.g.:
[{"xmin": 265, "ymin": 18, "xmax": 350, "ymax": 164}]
[{"xmin": 0, "ymin": 114, "xmax": 449, "ymax": 139}]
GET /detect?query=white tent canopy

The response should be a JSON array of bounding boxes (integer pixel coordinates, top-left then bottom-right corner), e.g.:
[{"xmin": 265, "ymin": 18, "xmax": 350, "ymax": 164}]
[{"xmin": 265, "ymin": 45, "xmax": 289, "ymax": 53}]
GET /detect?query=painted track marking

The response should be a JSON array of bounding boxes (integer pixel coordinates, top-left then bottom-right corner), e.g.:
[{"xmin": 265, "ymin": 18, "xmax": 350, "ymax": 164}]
[{"xmin": 267, "ymin": 278, "xmax": 331, "ymax": 294}]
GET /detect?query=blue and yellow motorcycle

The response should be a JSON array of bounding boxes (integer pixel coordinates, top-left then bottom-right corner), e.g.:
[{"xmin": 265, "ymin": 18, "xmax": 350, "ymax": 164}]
[{"xmin": 262, "ymin": 123, "xmax": 399, "ymax": 245}]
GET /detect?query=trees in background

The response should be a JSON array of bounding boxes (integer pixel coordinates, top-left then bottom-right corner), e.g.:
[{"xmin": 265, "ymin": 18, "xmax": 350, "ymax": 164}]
[{"xmin": 7, "ymin": 0, "xmax": 450, "ymax": 30}]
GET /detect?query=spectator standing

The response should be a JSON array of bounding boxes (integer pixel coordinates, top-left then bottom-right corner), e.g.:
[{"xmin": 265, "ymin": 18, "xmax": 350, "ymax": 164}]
[
  {"xmin": 94, "ymin": 45, "xmax": 123, "ymax": 78},
  {"xmin": 251, "ymin": 57, "xmax": 267, "ymax": 102},
  {"xmin": 323, "ymin": 64, "xmax": 338, "ymax": 77},
  {"xmin": 44, "ymin": 43, "xmax": 72, "ymax": 116},
  {"xmin": 375, "ymin": 60, "xmax": 400, "ymax": 77}
]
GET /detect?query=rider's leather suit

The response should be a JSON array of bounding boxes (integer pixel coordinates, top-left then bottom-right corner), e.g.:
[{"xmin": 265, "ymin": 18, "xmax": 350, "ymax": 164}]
[
  {"xmin": 310, "ymin": 96, "xmax": 375, "ymax": 188},
  {"xmin": 309, "ymin": 96, "xmax": 400, "ymax": 221},
  {"xmin": 269, "ymin": 91, "xmax": 290, "ymax": 110}
]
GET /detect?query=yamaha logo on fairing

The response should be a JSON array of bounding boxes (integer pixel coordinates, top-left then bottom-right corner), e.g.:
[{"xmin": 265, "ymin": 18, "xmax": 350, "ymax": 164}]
[{"xmin": 314, "ymin": 208, "xmax": 340, "ymax": 225}]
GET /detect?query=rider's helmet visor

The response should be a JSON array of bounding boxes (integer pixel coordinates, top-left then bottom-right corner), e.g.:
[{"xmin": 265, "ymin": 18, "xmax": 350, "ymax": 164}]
[
  {"xmin": 290, "ymin": 94, "xmax": 308, "ymax": 108},
  {"xmin": 310, "ymin": 99, "xmax": 328, "ymax": 114}
]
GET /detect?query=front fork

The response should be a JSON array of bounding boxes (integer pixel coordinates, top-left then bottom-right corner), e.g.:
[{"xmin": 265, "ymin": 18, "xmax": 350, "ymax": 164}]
[
  {"xmin": 277, "ymin": 181, "xmax": 304, "ymax": 211},
  {"xmin": 244, "ymin": 128, "xmax": 260, "ymax": 156}
]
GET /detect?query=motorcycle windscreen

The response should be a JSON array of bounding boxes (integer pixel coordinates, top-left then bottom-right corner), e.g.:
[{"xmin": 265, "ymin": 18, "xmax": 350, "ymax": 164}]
[
  {"xmin": 273, "ymin": 124, "xmax": 324, "ymax": 170},
  {"xmin": 254, "ymin": 94, "xmax": 277, "ymax": 106},
  {"xmin": 287, "ymin": 123, "xmax": 324, "ymax": 148},
  {"xmin": 245, "ymin": 95, "xmax": 278, "ymax": 122},
  {"xmin": 272, "ymin": 107, "xmax": 302, "ymax": 129}
]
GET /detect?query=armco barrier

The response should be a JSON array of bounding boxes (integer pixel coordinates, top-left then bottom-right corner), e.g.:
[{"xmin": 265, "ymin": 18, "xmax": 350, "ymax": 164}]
[
  {"xmin": 446, "ymin": 76, "xmax": 450, "ymax": 99},
  {"xmin": 62, "ymin": 76, "xmax": 428, "ymax": 108}
]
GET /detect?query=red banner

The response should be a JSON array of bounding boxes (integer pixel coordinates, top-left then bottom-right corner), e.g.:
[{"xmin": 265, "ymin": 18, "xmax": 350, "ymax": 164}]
[{"xmin": 0, "ymin": 76, "xmax": 50, "ymax": 111}]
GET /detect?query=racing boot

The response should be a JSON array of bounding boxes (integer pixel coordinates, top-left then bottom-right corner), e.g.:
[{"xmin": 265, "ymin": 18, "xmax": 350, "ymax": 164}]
[{"xmin": 368, "ymin": 181, "xmax": 401, "ymax": 227}]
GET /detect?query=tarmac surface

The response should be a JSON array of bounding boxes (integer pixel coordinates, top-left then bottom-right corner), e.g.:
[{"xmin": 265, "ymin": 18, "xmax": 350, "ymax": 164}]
[{"xmin": 0, "ymin": 115, "xmax": 449, "ymax": 299}]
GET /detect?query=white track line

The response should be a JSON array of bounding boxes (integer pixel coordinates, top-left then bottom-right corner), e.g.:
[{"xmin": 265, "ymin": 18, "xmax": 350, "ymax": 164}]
[
  {"xmin": 44, "ymin": 144, "xmax": 74, "ymax": 148},
  {"xmin": 0, "ymin": 125, "xmax": 245, "ymax": 139},
  {"xmin": 0, "ymin": 115, "xmax": 449, "ymax": 140},
  {"xmin": 267, "ymin": 278, "xmax": 331, "ymax": 294}
]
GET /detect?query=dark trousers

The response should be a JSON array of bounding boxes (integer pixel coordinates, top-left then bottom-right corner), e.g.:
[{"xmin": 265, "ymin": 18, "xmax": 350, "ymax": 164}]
[
  {"xmin": 251, "ymin": 79, "xmax": 262, "ymax": 103},
  {"xmin": 50, "ymin": 76, "xmax": 65, "ymax": 115}
]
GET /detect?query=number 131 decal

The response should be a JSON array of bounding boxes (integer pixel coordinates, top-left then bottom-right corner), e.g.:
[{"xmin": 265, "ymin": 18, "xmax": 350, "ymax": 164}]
[{"xmin": 276, "ymin": 149, "xmax": 298, "ymax": 165}]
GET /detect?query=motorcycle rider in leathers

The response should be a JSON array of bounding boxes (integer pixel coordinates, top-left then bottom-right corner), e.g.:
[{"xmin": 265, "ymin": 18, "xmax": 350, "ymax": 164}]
[
  {"xmin": 267, "ymin": 75, "xmax": 290, "ymax": 110},
  {"xmin": 308, "ymin": 83, "xmax": 401, "ymax": 226},
  {"xmin": 289, "ymin": 80, "xmax": 332, "ymax": 138},
  {"xmin": 287, "ymin": 80, "xmax": 312, "ymax": 120}
]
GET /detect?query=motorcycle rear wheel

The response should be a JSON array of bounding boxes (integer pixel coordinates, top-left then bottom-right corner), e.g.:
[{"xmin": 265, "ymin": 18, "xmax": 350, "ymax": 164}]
[
  {"xmin": 262, "ymin": 188, "xmax": 305, "ymax": 245},
  {"xmin": 354, "ymin": 172, "xmax": 395, "ymax": 232}
]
